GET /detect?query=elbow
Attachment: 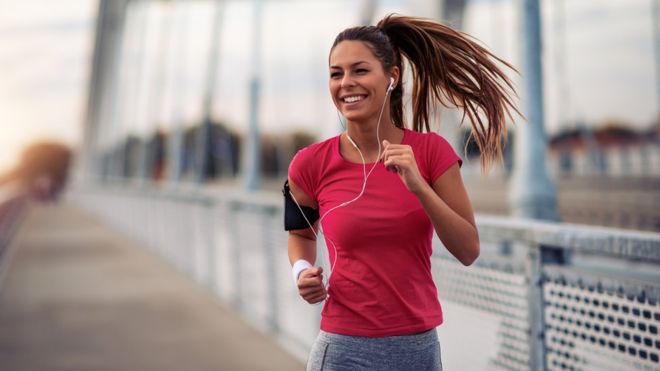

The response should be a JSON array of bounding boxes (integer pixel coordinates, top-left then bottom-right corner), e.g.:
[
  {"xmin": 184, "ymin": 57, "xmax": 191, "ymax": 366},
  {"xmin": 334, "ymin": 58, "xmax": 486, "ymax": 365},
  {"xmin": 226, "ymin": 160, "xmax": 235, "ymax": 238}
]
[{"xmin": 460, "ymin": 238, "xmax": 480, "ymax": 266}]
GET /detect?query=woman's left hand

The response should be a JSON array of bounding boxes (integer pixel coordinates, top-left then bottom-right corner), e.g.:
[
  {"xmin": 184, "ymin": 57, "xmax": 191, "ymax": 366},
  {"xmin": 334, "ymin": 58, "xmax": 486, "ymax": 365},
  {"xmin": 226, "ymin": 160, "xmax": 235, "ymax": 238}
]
[{"xmin": 381, "ymin": 140, "xmax": 426, "ymax": 194}]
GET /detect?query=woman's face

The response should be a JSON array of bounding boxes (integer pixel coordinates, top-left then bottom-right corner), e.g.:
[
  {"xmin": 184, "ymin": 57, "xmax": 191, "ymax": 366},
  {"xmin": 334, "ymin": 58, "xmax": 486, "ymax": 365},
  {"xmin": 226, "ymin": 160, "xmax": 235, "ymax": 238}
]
[{"xmin": 329, "ymin": 40, "xmax": 392, "ymax": 123}]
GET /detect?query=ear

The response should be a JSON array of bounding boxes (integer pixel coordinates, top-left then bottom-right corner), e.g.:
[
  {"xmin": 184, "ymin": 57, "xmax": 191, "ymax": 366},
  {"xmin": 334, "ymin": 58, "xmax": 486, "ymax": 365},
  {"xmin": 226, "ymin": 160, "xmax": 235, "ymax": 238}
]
[{"xmin": 389, "ymin": 66, "xmax": 401, "ymax": 89}]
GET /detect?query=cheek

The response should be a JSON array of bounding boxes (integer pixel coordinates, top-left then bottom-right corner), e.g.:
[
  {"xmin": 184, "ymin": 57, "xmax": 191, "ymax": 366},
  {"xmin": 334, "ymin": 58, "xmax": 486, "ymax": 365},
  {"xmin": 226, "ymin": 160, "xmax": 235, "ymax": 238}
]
[
  {"xmin": 329, "ymin": 80, "xmax": 339, "ymax": 92},
  {"xmin": 329, "ymin": 83, "xmax": 340, "ymax": 105}
]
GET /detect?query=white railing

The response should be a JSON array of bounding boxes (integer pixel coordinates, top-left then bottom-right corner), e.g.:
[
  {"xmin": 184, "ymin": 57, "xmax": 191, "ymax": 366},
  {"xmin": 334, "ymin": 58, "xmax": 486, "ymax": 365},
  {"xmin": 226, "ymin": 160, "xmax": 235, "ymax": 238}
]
[
  {"xmin": 0, "ymin": 189, "xmax": 28, "ymax": 290},
  {"xmin": 73, "ymin": 182, "xmax": 660, "ymax": 370}
]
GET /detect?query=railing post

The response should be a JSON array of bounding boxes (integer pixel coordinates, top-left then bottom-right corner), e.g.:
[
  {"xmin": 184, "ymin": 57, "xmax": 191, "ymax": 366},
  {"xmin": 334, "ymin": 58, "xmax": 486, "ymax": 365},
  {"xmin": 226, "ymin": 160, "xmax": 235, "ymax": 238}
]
[
  {"xmin": 263, "ymin": 206, "xmax": 279, "ymax": 333},
  {"xmin": 205, "ymin": 199, "xmax": 217, "ymax": 291},
  {"xmin": 229, "ymin": 201, "xmax": 242, "ymax": 309},
  {"xmin": 527, "ymin": 243, "xmax": 546, "ymax": 370},
  {"xmin": 529, "ymin": 242, "xmax": 570, "ymax": 370}
]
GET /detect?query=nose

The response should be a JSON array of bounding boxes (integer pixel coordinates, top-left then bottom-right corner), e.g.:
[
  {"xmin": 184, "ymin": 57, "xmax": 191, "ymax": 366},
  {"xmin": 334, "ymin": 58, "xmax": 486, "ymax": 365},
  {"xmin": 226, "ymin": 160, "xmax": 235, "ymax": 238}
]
[{"xmin": 340, "ymin": 75, "xmax": 355, "ymax": 89}]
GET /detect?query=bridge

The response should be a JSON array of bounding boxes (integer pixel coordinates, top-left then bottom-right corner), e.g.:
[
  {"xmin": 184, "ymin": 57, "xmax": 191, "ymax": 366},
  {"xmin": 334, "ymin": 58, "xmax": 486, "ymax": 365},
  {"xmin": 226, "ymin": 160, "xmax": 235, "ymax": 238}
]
[
  {"xmin": 3, "ymin": 184, "xmax": 658, "ymax": 370},
  {"xmin": 0, "ymin": 199, "xmax": 303, "ymax": 371},
  {"xmin": 2, "ymin": 0, "xmax": 659, "ymax": 370}
]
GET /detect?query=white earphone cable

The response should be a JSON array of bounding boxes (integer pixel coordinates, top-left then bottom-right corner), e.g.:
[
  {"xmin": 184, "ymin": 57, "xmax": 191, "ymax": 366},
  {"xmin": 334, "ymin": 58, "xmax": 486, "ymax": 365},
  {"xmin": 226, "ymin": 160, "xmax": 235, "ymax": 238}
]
[{"xmin": 291, "ymin": 81, "xmax": 393, "ymax": 292}]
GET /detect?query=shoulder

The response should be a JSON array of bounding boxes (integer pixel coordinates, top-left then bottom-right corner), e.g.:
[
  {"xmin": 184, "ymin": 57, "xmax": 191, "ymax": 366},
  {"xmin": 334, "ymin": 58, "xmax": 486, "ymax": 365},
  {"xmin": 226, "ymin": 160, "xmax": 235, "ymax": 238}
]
[
  {"xmin": 288, "ymin": 135, "xmax": 337, "ymax": 199},
  {"xmin": 290, "ymin": 135, "xmax": 337, "ymax": 169},
  {"xmin": 407, "ymin": 129, "xmax": 462, "ymax": 182}
]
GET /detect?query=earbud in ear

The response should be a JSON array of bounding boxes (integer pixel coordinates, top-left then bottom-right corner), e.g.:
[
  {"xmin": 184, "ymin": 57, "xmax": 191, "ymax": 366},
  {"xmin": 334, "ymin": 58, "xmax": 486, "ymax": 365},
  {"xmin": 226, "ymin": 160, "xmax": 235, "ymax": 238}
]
[{"xmin": 387, "ymin": 77, "xmax": 395, "ymax": 92}]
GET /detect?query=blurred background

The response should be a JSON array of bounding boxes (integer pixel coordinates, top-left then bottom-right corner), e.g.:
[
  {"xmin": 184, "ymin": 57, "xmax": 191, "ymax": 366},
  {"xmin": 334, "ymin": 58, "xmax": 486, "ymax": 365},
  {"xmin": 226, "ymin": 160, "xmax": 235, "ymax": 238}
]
[
  {"xmin": 3, "ymin": 0, "xmax": 659, "ymax": 228},
  {"xmin": 1, "ymin": 0, "xmax": 659, "ymax": 370}
]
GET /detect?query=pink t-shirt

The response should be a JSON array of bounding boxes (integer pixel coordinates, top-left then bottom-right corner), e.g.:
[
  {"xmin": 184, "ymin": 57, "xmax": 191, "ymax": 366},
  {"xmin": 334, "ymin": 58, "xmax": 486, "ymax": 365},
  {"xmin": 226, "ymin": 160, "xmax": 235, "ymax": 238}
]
[{"xmin": 288, "ymin": 128, "xmax": 461, "ymax": 337}]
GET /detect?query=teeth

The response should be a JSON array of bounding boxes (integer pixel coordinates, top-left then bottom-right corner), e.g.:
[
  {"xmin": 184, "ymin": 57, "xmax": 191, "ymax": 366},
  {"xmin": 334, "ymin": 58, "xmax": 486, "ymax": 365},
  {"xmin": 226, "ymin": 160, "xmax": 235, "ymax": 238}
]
[{"xmin": 344, "ymin": 96, "xmax": 363, "ymax": 103}]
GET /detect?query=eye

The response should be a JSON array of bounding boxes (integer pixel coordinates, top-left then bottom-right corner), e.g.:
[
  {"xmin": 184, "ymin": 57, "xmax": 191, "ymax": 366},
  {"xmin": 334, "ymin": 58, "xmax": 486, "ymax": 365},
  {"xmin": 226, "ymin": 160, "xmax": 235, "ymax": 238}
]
[
  {"xmin": 355, "ymin": 68, "xmax": 369, "ymax": 74},
  {"xmin": 330, "ymin": 68, "xmax": 344, "ymax": 79}
]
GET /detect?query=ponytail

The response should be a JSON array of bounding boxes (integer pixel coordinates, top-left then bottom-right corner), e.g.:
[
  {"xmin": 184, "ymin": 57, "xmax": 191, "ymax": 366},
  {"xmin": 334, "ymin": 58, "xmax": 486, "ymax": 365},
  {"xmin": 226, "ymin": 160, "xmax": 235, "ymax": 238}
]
[{"xmin": 333, "ymin": 14, "xmax": 521, "ymax": 171}]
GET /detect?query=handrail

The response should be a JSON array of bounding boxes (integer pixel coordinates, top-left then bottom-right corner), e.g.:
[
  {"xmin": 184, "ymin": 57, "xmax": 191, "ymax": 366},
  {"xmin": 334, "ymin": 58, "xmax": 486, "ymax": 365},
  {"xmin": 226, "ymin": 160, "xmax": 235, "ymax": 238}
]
[
  {"xmin": 0, "ymin": 186, "xmax": 29, "ymax": 290},
  {"xmin": 476, "ymin": 214, "xmax": 660, "ymax": 262},
  {"xmin": 74, "ymin": 182, "xmax": 660, "ymax": 370}
]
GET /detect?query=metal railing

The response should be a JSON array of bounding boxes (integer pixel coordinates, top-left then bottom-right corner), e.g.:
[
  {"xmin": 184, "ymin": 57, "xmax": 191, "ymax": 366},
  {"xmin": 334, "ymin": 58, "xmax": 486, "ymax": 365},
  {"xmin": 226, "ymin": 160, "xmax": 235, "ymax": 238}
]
[
  {"xmin": 73, "ymin": 183, "xmax": 660, "ymax": 370},
  {"xmin": 0, "ymin": 189, "xmax": 28, "ymax": 290}
]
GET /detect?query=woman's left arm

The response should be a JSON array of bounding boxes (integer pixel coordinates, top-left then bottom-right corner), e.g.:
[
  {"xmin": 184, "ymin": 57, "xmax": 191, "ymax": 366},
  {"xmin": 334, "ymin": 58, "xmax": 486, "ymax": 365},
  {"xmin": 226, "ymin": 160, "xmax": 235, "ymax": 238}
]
[
  {"xmin": 414, "ymin": 164, "xmax": 479, "ymax": 265},
  {"xmin": 382, "ymin": 141, "xmax": 479, "ymax": 265}
]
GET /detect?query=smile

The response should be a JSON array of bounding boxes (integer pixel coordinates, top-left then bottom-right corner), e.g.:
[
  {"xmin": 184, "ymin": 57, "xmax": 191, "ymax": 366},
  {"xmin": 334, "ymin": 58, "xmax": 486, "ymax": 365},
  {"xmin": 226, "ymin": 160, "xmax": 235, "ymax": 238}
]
[{"xmin": 342, "ymin": 95, "xmax": 366, "ymax": 103}]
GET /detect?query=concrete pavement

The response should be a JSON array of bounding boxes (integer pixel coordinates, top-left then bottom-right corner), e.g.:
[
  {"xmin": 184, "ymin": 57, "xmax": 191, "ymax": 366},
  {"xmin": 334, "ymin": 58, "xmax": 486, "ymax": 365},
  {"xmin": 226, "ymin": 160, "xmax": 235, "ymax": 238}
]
[{"xmin": 0, "ymin": 203, "xmax": 304, "ymax": 371}]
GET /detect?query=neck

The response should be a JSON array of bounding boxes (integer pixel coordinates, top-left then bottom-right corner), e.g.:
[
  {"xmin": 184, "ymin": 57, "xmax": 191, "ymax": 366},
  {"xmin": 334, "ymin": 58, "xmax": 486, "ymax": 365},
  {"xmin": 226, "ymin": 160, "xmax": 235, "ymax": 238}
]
[{"xmin": 344, "ymin": 115, "xmax": 404, "ymax": 161}]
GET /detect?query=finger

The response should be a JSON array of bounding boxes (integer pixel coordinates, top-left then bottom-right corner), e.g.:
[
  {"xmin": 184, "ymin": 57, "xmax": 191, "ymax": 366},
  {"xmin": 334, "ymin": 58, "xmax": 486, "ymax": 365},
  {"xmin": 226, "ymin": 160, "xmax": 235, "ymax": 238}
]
[
  {"xmin": 301, "ymin": 285, "xmax": 327, "ymax": 296},
  {"xmin": 298, "ymin": 277, "xmax": 324, "ymax": 289},
  {"xmin": 307, "ymin": 290, "xmax": 328, "ymax": 302},
  {"xmin": 299, "ymin": 285, "xmax": 325, "ymax": 297},
  {"xmin": 383, "ymin": 147, "xmax": 411, "ymax": 156},
  {"xmin": 299, "ymin": 279, "xmax": 324, "ymax": 290},
  {"xmin": 307, "ymin": 293, "xmax": 327, "ymax": 304},
  {"xmin": 300, "ymin": 267, "xmax": 321, "ymax": 277},
  {"xmin": 379, "ymin": 140, "xmax": 390, "ymax": 162},
  {"xmin": 299, "ymin": 267, "xmax": 323, "ymax": 281},
  {"xmin": 382, "ymin": 149, "xmax": 406, "ymax": 164},
  {"xmin": 384, "ymin": 155, "xmax": 409, "ymax": 168},
  {"xmin": 298, "ymin": 271, "xmax": 325, "ymax": 285},
  {"xmin": 386, "ymin": 165, "xmax": 400, "ymax": 173},
  {"xmin": 300, "ymin": 268, "xmax": 318, "ymax": 277},
  {"xmin": 385, "ymin": 152, "xmax": 415, "ymax": 163},
  {"xmin": 381, "ymin": 145, "xmax": 412, "ymax": 162},
  {"xmin": 305, "ymin": 291, "xmax": 328, "ymax": 304},
  {"xmin": 385, "ymin": 156, "xmax": 416, "ymax": 174}
]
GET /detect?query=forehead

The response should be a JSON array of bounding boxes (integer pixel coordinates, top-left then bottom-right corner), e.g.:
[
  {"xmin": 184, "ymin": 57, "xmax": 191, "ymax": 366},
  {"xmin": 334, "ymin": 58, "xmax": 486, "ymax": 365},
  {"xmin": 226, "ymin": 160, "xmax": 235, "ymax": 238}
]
[{"xmin": 329, "ymin": 40, "xmax": 379, "ymax": 67}]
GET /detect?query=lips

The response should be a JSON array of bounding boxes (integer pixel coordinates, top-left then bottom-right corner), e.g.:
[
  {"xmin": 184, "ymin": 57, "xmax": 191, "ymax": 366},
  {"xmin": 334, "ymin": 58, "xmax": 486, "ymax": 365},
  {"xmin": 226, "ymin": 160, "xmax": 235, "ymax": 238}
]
[{"xmin": 340, "ymin": 94, "xmax": 367, "ymax": 105}]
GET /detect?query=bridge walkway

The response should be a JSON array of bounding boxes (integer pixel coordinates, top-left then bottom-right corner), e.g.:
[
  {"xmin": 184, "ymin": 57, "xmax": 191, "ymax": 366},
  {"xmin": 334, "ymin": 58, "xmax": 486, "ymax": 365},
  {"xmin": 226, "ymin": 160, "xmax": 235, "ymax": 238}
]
[{"xmin": 0, "ymin": 202, "xmax": 304, "ymax": 371}]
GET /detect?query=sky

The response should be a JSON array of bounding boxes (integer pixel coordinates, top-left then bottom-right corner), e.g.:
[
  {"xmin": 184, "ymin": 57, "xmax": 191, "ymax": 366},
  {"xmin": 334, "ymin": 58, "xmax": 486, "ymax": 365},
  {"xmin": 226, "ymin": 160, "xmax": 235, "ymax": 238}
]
[
  {"xmin": 0, "ymin": 0, "xmax": 657, "ymax": 174},
  {"xmin": 464, "ymin": 0, "xmax": 658, "ymax": 131},
  {"xmin": 0, "ymin": 0, "xmax": 96, "ymax": 173}
]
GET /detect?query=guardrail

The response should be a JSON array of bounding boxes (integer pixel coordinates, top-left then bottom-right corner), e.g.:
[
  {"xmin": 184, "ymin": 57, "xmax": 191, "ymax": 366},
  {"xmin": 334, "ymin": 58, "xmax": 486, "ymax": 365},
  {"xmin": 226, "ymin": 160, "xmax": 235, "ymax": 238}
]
[
  {"xmin": 0, "ymin": 190, "xmax": 28, "ymax": 289},
  {"xmin": 73, "ymin": 183, "xmax": 660, "ymax": 370}
]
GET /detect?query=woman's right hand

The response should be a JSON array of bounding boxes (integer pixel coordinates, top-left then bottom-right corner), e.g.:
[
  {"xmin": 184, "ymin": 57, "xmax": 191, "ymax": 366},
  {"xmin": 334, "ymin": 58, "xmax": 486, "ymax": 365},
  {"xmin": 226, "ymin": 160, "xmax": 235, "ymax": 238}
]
[{"xmin": 297, "ymin": 267, "xmax": 327, "ymax": 304}]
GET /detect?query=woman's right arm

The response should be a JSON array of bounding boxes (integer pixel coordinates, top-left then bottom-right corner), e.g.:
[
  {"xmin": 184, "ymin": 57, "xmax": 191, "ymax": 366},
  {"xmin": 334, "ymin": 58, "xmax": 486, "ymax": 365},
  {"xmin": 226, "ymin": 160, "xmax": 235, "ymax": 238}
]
[{"xmin": 287, "ymin": 178, "xmax": 327, "ymax": 304}]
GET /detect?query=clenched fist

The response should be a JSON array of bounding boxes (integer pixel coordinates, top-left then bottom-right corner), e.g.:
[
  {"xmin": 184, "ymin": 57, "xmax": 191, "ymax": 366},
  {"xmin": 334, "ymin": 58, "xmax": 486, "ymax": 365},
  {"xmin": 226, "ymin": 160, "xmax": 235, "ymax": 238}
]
[{"xmin": 297, "ymin": 267, "xmax": 327, "ymax": 304}]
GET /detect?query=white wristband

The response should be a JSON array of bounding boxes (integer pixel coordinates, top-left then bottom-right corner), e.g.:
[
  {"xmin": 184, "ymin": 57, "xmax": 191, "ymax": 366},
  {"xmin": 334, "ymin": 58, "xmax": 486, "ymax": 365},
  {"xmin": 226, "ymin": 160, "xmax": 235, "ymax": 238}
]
[{"xmin": 292, "ymin": 259, "xmax": 312, "ymax": 285}]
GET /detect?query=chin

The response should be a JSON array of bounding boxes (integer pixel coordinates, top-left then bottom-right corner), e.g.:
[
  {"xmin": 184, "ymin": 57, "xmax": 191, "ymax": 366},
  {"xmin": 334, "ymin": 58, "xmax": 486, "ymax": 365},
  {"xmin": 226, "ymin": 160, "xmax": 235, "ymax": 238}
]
[{"xmin": 341, "ymin": 110, "xmax": 371, "ymax": 123}]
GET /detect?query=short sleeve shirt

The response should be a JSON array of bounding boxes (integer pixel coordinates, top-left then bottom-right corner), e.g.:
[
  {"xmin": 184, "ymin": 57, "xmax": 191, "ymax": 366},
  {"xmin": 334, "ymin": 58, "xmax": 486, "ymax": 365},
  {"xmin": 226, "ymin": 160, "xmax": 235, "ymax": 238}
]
[{"xmin": 289, "ymin": 128, "xmax": 461, "ymax": 337}]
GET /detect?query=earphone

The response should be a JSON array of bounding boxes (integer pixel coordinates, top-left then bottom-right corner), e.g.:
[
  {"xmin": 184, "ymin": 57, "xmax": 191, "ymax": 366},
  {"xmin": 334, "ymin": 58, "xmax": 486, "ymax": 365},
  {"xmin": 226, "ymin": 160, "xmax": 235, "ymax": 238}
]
[
  {"xmin": 387, "ymin": 77, "xmax": 396, "ymax": 92},
  {"xmin": 290, "ymin": 75, "xmax": 397, "ymax": 295},
  {"xmin": 346, "ymin": 76, "xmax": 395, "ymax": 148},
  {"xmin": 346, "ymin": 135, "xmax": 359, "ymax": 149},
  {"xmin": 337, "ymin": 77, "xmax": 396, "ymax": 132}
]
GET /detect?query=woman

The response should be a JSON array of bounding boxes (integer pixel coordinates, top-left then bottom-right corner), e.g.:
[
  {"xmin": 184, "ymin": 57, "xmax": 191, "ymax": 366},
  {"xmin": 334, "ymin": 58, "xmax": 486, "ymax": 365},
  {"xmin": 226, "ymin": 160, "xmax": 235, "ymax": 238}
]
[{"xmin": 284, "ymin": 14, "xmax": 519, "ymax": 370}]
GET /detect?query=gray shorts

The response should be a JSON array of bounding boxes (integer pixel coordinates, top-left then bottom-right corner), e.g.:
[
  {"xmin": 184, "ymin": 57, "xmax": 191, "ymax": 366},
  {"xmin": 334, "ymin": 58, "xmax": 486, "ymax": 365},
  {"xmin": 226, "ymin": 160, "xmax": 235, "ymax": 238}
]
[{"xmin": 306, "ymin": 329, "xmax": 442, "ymax": 371}]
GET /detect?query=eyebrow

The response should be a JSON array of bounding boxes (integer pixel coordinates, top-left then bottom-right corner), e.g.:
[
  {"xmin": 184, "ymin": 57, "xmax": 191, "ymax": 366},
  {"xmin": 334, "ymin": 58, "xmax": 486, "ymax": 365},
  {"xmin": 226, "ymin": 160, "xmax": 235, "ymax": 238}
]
[{"xmin": 329, "ymin": 61, "xmax": 371, "ymax": 69}]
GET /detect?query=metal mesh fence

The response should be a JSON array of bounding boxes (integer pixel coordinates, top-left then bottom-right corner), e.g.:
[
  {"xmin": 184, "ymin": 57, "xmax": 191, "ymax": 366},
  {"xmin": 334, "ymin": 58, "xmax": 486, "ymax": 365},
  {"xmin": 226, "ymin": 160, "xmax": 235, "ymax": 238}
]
[
  {"xmin": 433, "ymin": 253, "xmax": 531, "ymax": 370},
  {"xmin": 75, "ymin": 186, "xmax": 660, "ymax": 370},
  {"xmin": 543, "ymin": 270, "xmax": 660, "ymax": 370}
]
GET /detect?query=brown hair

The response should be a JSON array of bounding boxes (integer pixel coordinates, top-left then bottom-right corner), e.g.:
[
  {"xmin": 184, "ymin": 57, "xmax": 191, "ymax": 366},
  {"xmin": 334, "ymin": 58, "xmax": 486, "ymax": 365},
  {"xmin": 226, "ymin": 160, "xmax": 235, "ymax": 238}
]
[{"xmin": 331, "ymin": 14, "xmax": 521, "ymax": 171}]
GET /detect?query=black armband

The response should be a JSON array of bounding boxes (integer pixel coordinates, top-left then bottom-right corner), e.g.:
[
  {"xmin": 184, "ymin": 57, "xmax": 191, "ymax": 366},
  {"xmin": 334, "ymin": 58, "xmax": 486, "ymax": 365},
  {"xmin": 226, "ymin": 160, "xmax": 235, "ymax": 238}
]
[{"xmin": 282, "ymin": 180, "xmax": 319, "ymax": 231}]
